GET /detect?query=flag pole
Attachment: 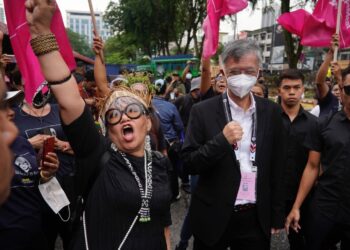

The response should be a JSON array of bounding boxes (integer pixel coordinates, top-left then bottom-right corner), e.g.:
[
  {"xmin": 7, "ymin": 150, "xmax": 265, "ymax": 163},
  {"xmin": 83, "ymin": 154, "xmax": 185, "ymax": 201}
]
[
  {"xmin": 333, "ymin": 0, "xmax": 342, "ymax": 61},
  {"xmin": 88, "ymin": 0, "xmax": 105, "ymax": 64}
]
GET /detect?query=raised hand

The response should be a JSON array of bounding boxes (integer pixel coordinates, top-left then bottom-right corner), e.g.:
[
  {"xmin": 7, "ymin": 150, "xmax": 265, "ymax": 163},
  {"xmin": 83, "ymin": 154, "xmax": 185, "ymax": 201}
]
[
  {"xmin": 40, "ymin": 152, "xmax": 59, "ymax": 181},
  {"xmin": 92, "ymin": 30, "xmax": 104, "ymax": 55},
  {"xmin": 330, "ymin": 33, "xmax": 339, "ymax": 53},
  {"xmin": 25, "ymin": 0, "xmax": 56, "ymax": 38}
]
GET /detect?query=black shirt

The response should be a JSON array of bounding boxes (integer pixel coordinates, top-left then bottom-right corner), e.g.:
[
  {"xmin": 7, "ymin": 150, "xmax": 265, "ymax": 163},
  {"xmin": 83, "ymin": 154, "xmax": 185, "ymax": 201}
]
[
  {"xmin": 0, "ymin": 136, "xmax": 47, "ymax": 250},
  {"xmin": 306, "ymin": 110, "xmax": 350, "ymax": 224},
  {"xmin": 318, "ymin": 89, "xmax": 340, "ymax": 117},
  {"xmin": 174, "ymin": 94, "xmax": 199, "ymax": 130},
  {"xmin": 63, "ymin": 106, "xmax": 172, "ymax": 250},
  {"xmin": 13, "ymin": 104, "xmax": 75, "ymax": 178},
  {"xmin": 281, "ymin": 106, "xmax": 318, "ymax": 201}
]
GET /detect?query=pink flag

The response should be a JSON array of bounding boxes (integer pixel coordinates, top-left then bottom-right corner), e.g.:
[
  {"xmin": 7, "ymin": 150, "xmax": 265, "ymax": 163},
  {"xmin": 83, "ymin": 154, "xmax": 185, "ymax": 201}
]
[
  {"xmin": 277, "ymin": 0, "xmax": 350, "ymax": 48},
  {"xmin": 4, "ymin": 0, "xmax": 76, "ymax": 103},
  {"xmin": 202, "ymin": 0, "xmax": 248, "ymax": 58}
]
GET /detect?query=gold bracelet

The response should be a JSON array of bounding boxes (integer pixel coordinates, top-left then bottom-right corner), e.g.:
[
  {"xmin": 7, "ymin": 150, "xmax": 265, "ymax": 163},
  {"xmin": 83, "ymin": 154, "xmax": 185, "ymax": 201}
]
[
  {"xmin": 40, "ymin": 171, "xmax": 53, "ymax": 182},
  {"xmin": 30, "ymin": 33, "xmax": 59, "ymax": 57}
]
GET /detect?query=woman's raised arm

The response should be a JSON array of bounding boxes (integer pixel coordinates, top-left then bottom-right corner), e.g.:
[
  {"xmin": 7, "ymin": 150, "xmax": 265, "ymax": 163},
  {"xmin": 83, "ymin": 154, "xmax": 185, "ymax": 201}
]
[{"xmin": 25, "ymin": 0, "xmax": 85, "ymax": 125}]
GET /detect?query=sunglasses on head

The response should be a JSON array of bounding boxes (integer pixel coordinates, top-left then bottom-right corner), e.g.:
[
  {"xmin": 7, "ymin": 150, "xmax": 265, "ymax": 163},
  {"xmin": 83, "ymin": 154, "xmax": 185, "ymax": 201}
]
[
  {"xmin": 341, "ymin": 85, "xmax": 350, "ymax": 96},
  {"xmin": 105, "ymin": 103, "xmax": 148, "ymax": 126}
]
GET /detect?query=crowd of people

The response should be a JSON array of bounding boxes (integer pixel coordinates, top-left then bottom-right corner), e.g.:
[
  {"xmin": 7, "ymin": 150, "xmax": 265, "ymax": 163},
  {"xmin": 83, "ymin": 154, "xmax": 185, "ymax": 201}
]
[{"xmin": 0, "ymin": 0, "xmax": 349, "ymax": 250}]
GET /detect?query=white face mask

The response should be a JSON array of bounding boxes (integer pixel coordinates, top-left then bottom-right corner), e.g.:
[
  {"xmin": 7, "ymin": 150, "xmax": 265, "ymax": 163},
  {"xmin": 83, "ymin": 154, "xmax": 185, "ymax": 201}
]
[
  {"xmin": 39, "ymin": 177, "xmax": 71, "ymax": 222},
  {"xmin": 227, "ymin": 74, "xmax": 257, "ymax": 98},
  {"xmin": 186, "ymin": 73, "xmax": 192, "ymax": 80}
]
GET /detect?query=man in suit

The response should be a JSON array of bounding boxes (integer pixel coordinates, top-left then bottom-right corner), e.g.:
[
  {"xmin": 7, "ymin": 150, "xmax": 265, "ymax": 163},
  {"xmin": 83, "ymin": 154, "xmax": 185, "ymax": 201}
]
[{"xmin": 182, "ymin": 39, "xmax": 286, "ymax": 250}]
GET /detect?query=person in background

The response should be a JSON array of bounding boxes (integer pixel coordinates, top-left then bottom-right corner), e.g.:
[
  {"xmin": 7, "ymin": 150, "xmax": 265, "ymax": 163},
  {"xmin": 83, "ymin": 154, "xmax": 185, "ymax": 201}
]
[
  {"xmin": 0, "ymin": 68, "xmax": 15, "ymax": 205},
  {"xmin": 200, "ymin": 57, "xmax": 227, "ymax": 100},
  {"xmin": 257, "ymin": 75, "xmax": 269, "ymax": 98},
  {"xmin": 314, "ymin": 34, "xmax": 342, "ymax": 117},
  {"xmin": 251, "ymin": 83, "xmax": 265, "ymax": 98},
  {"xmin": 174, "ymin": 77, "xmax": 201, "ymax": 132},
  {"xmin": 0, "ymin": 89, "xmax": 60, "ymax": 250},
  {"xmin": 181, "ymin": 60, "xmax": 195, "ymax": 93},
  {"xmin": 277, "ymin": 69, "xmax": 318, "ymax": 250},
  {"xmin": 12, "ymin": 86, "xmax": 75, "ymax": 250},
  {"xmin": 182, "ymin": 39, "xmax": 286, "ymax": 250},
  {"xmin": 153, "ymin": 82, "xmax": 185, "ymax": 201},
  {"xmin": 286, "ymin": 67, "xmax": 350, "ymax": 250}
]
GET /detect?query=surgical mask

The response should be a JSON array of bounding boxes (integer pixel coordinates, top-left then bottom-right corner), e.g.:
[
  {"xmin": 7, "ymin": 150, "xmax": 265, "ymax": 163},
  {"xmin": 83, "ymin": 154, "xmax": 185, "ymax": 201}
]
[
  {"xmin": 227, "ymin": 74, "xmax": 257, "ymax": 98},
  {"xmin": 186, "ymin": 73, "xmax": 192, "ymax": 80},
  {"xmin": 39, "ymin": 177, "xmax": 71, "ymax": 222}
]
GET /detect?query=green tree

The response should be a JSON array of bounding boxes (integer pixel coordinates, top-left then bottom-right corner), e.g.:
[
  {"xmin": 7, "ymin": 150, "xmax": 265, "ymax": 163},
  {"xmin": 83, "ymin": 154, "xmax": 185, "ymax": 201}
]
[
  {"xmin": 249, "ymin": 0, "xmax": 311, "ymax": 68},
  {"xmin": 103, "ymin": 0, "xmax": 206, "ymax": 57},
  {"xmin": 66, "ymin": 29, "xmax": 93, "ymax": 57},
  {"xmin": 104, "ymin": 33, "xmax": 138, "ymax": 64}
]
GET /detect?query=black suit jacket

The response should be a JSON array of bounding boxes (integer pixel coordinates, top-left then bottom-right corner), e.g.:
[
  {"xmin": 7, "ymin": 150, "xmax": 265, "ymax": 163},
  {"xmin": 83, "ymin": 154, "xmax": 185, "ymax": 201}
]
[{"xmin": 181, "ymin": 94, "xmax": 286, "ymax": 246}]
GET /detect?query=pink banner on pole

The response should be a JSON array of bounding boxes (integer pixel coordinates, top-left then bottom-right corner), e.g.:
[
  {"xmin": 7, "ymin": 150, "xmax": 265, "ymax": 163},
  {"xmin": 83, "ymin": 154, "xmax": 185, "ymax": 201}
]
[
  {"xmin": 4, "ymin": 0, "xmax": 76, "ymax": 103},
  {"xmin": 277, "ymin": 0, "xmax": 350, "ymax": 48},
  {"xmin": 202, "ymin": 0, "xmax": 248, "ymax": 59}
]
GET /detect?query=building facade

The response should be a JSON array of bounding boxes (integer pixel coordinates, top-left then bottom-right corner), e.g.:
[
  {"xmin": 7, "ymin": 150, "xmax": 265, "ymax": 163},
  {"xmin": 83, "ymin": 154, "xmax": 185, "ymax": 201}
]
[
  {"xmin": 66, "ymin": 10, "xmax": 112, "ymax": 45},
  {"xmin": 0, "ymin": 2, "xmax": 5, "ymax": 23}
]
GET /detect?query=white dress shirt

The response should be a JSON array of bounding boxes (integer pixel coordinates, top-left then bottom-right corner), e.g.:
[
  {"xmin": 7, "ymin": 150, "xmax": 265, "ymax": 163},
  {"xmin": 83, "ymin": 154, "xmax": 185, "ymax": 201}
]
[{"xmin": 227, "ymin": 92, "xmax": 257, "ymax": 205}]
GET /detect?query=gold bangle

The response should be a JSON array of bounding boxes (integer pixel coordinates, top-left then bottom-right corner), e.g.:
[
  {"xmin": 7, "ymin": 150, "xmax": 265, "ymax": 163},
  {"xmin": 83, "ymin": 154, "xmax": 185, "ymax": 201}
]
[
  {"xmin": 40, "ymin": 171, "xmax": 53, "ymax": 182},
  {"xmin": 30, "ymin": 33, "xmax": 59, "ymax": 57}
]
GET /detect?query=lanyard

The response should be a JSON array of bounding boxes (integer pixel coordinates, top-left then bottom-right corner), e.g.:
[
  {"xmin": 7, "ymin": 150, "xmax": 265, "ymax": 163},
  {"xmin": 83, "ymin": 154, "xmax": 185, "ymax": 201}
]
[{"xmin": 222, "ymin": 93, "xmax": 257, "ymax": 166}]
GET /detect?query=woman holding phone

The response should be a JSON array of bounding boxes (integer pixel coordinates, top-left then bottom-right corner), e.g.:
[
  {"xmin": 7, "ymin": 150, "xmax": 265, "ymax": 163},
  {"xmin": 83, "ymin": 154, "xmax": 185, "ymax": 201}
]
[
  {"xmin": 24, "ymin": 1, "xmax": 172, "ymax": 250},
  {"xmin": 0, "ymin": 90, "xmax": 59, "ymax": 250}
]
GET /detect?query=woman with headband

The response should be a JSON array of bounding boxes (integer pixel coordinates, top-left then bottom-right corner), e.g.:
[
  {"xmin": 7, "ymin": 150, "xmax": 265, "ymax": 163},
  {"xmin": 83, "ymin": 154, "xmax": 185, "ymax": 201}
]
[{"xmin": 24, "ymin": 0, "xmax": 172, "ymax": 249}]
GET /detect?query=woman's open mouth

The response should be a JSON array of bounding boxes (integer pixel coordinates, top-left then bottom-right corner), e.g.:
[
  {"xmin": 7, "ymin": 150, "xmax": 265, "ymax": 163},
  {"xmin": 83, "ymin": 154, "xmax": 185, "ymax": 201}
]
[{"xmin": 122, "ymin": 124, "xmax": 135, "ymax": 142}]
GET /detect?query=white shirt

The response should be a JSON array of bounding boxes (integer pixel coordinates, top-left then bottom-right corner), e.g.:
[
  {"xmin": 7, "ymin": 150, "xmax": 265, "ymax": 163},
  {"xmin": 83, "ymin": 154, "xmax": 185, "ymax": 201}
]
[{"xmin": 227, "ymin": 92, "xmax": 257, "ymax": 205}]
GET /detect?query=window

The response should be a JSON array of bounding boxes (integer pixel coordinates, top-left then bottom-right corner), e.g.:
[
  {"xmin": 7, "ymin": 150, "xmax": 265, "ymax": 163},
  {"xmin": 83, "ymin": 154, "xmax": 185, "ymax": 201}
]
[
  {"xmin": 267, "ymin": 33, "xmax": 272, "ymax": 39},
  {"xmin": 254, "ymin": 34, "xmax": 259, "ymax": 41},
  {"xmin": 260, "ymin": 33, "xmax": 266, "ymax": 40},
  {"xmin": 266, "ymin": 45, "xmax": 271, "ymax": 52},
  {"xmin": 265, "ymin": 57, "xmax": 270, "ymax": 63}
]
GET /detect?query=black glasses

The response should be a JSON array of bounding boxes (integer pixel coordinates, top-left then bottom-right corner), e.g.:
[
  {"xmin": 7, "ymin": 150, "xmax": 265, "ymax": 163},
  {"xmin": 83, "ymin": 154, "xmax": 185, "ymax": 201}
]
[
  {"xmin": 105, "ymin": 103, "xmax": 148, "ymax": 126},
  {"xmin": 342, "ymin": 85, "xmax": 350, "ymax": 96},
  {"xmin": 32, "ymin": 81, "xmax": 51, "ymax": 108}
]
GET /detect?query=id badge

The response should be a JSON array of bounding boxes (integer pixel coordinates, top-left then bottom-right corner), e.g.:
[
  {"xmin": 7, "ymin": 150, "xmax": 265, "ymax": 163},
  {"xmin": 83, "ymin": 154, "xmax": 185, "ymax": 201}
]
[{"xmin": 236, "ymin": 172, "xmax": 256, "ymax": 201}]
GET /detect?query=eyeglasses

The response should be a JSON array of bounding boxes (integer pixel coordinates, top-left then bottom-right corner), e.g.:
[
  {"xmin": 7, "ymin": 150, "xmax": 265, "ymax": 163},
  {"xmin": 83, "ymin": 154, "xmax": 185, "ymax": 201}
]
[
  {"xmin": 32, "ymin": 81, "xmax": 51, "ymax": 108},
  {"xmin": 105, "ymin": 103, "xmax": 148, "ymax": 126},
  {"xmin": 341, "ymin": 85, "xmax": 350, "ymax": 96}
]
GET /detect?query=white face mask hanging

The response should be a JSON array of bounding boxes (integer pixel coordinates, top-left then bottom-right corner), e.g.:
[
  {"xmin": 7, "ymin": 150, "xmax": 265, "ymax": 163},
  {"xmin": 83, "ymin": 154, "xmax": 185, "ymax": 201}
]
[{"xmin": 38, "ymin": 177, "xmax": 71, "ymax": 222}]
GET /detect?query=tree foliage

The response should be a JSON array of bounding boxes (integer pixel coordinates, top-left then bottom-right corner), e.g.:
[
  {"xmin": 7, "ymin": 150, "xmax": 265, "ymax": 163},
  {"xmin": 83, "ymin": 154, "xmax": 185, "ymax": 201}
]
[
  {"xmin": 104, "ymin": 33, "xmax": 138, "ymax": 64},
  {"xmin": 66, "ymin": 29, "xmax": 93, "ymax": 57},
  {"xmin": 103, "ymin": 0, "xmax": 206, "ymax": 60}
]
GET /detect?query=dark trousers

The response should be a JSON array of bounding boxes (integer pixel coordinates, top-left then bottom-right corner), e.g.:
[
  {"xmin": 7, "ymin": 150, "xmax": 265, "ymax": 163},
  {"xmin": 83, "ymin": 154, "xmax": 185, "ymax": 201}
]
[
  {"xmin": 193, "ymin": 207, "xmax": 269, "ymax": 250},
  {"xmin": 43, "ymin": 205, "xmax": 72, "ymax": 250},
  {"xmin": 167, "ymin": 140, "xmax": 189, "ymax": 199},
  {"xmin": 178, "ymin": 175, "xmax": 199, "ymax": 248},
  {"xmin": 305, "ymin": 204, "xmax": 350, "ymax": 250}
]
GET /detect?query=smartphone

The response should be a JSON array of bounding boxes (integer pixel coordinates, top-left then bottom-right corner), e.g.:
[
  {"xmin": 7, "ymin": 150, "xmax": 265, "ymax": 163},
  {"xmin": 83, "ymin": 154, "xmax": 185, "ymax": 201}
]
[
  {"xmin": 7, "ymin": 54, "xmax": 16, "ymax": 63},
  {"xmin": 42, "ymin": 137, "xmax": 55, "ymax": 162}
]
